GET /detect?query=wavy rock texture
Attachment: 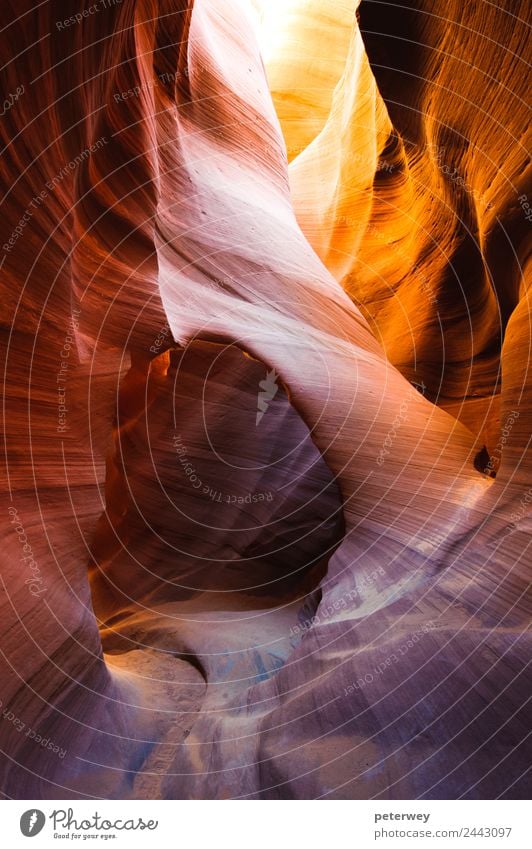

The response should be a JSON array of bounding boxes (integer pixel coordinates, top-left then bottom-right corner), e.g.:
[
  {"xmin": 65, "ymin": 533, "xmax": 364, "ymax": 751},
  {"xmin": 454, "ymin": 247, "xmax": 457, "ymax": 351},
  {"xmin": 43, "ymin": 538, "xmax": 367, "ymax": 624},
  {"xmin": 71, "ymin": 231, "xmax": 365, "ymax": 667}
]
[{"xmin": 0, "ymin": 0, "xmax": 530, "ymax": 799}]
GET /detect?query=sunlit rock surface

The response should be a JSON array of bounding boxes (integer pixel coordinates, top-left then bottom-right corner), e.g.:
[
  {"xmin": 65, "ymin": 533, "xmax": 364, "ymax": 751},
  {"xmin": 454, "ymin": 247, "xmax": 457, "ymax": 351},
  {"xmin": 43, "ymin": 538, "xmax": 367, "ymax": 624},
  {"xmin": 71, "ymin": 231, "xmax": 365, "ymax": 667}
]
[{"xmin": 0, "ymin": 0, "xmax": 530, "ymax": 799}]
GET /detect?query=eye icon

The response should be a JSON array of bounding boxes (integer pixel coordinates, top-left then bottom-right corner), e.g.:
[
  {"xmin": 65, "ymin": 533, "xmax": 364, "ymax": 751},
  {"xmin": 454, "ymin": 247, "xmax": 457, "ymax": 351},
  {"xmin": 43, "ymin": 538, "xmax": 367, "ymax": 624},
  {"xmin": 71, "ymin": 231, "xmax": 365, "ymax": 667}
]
[{"xmin": 20, "ymin": 810, "xmax": 46, "ymax": 837}]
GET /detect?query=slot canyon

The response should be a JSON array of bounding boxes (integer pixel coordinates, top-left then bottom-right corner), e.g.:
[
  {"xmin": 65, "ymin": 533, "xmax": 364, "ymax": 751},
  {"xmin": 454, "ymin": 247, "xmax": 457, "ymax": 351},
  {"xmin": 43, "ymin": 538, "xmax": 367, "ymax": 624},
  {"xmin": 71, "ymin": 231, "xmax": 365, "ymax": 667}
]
[{"xmin": 0, "ymin": 0, "xmax": 531, "ymax": 799}]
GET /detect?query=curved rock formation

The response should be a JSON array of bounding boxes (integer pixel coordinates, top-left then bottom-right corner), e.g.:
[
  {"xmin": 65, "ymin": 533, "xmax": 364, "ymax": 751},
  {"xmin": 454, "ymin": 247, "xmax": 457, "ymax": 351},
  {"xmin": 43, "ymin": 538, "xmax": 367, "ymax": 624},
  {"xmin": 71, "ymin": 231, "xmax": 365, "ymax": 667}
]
[{"xmin": 0, "ymin": 0, "xmax": 530, "ymax": 799}]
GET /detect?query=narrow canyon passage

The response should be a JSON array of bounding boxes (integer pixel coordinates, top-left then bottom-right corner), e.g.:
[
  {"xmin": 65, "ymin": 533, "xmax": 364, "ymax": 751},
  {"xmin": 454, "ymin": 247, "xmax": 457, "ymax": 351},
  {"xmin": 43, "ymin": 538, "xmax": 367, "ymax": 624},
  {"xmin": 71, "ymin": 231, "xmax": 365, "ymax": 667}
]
[{"xmin": 0, "ymin": 0, "xmax": 530, "ymax": 800}]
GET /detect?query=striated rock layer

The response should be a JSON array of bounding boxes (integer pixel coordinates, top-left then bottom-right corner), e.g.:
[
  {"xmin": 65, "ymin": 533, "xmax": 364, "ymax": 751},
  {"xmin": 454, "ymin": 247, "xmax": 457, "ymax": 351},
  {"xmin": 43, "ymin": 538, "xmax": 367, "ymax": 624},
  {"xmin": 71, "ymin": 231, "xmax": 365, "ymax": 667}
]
[{"xmin": 0, "ymin": 0, "xmax": 530, "ymax": 798}]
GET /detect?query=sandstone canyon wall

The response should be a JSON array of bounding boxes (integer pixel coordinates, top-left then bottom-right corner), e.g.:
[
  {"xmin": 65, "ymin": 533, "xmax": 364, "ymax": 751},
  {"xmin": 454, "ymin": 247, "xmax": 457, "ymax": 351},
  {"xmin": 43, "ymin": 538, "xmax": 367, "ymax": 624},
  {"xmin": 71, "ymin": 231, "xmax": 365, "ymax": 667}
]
[{"xmin": 0, "ymin": 0, "xmax": 530, "ymax": 799}]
